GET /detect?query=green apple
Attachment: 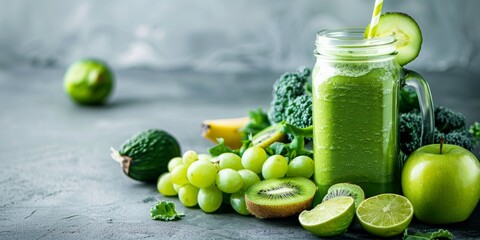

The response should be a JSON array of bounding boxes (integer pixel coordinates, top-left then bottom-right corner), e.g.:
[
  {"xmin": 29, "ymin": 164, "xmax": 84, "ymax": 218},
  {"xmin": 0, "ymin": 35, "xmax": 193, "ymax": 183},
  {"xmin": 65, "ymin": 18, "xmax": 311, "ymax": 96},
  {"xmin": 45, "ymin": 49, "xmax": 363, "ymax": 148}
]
[
  {"xmin": 64, "ymin": 59, "xmax": 114, "ymax": 105},
  {"xmin": 401, "ymin": 143, "xmax": 480, "ymax": 224}
]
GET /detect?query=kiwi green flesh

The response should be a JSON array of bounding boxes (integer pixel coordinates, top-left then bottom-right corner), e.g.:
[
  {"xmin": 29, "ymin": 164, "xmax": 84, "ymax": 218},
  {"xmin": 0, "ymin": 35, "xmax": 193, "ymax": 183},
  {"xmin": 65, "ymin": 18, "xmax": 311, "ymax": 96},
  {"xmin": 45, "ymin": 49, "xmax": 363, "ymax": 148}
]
[
  {"xmin": 365, "ymin": 12, "xmax": 422, "ymax": 66},
  {"xmin": 322, "ymin": 183, "xmax": 365, "ymax": 209},
  {"xmin": 245, "ymin": 177, "xmax": 317, "ymax": 218},
  {"xmin": 251, "ymin": 123, "xmax": 287, "ymax": 148}
]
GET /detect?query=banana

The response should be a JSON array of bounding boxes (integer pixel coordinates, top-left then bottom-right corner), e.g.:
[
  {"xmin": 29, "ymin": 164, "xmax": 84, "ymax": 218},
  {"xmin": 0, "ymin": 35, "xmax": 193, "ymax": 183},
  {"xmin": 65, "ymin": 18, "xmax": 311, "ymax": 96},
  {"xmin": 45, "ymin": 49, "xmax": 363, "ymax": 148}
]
[{"xmin": 202, "ymin": 117, "xmax": 249, "ymax": 149}]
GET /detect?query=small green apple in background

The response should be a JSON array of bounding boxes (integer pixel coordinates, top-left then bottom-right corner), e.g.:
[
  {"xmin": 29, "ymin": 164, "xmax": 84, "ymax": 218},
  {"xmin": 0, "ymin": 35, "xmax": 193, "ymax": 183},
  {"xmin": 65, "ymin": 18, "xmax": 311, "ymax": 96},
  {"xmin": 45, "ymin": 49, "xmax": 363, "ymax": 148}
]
[
  {"xmin": 64, "ymin": 59, "xmax": 114, "ymax": 105},
  {"xmin": 401, "ymin": 138, "xmax": 480, "ymax": 224}
]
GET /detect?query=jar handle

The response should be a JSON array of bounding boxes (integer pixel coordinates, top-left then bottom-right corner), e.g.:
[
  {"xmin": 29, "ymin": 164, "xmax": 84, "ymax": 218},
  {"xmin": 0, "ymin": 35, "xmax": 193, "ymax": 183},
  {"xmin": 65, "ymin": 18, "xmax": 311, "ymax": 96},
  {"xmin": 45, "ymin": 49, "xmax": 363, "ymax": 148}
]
[{"xmin": 403, "ymin": 69, "xmax": 435, "ymax": 146}]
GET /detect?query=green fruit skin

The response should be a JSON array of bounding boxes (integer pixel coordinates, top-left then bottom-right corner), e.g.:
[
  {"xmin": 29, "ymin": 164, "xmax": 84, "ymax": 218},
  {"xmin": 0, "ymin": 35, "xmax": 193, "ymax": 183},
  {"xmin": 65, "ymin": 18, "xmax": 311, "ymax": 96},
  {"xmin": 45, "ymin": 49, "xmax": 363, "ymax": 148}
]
[
  {"xmin": 401, "ymin": 144, "xmax": 480, "ymax": 224},
  {"xmin": 64, "ymin": 59, "xmax": 114, "ymax": 105},
  {"xmin": 157, "ymin": 173, "xmax": 177, "ymax": 196},
  {"xmin": 120, "ymin": 129, "xmax": 181, "ymax": 182},
  {"xmin": 230, "ymin": 191, "xmax": 250, "ymax": 215},
  {"xmin": 302, "ymin": 199, "xmax": 355, "ymax": 237}
]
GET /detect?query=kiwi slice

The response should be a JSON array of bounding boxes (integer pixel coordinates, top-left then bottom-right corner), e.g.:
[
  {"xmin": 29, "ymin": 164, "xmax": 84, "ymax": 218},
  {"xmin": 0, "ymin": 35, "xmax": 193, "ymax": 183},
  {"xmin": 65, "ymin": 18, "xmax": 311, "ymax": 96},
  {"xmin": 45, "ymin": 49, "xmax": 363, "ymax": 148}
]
[
  {"xmin": 245, "ymin": 177, "xmax": 317, "ymax": 218},
  {"xmin": 322, "ymin": 183, "xmax": 365, "ymax": 209},
  {"xmin": 251, "ymin": 123, "xmax": 287, "ymax": 148},
  {"xmin": 365, "ymin": 12, "xmax": 423, "ymax": 66}
]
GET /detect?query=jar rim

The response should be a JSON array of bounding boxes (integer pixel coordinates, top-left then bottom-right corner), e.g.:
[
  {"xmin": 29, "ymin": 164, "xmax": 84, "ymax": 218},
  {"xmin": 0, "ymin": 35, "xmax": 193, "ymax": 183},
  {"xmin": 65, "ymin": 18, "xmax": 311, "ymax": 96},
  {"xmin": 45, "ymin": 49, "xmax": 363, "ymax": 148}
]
[{"xmin": 315, "ymin": 27, "xmax": 397, "ymax": 58}]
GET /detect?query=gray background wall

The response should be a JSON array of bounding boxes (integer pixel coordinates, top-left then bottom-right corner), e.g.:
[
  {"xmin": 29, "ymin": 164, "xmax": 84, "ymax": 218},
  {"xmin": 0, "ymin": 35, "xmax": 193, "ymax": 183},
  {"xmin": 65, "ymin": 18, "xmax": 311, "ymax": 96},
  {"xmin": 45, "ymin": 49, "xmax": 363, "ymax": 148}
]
[{"xmin": 1, "ymin": 0, "xmax": 479, "ymax": 72}]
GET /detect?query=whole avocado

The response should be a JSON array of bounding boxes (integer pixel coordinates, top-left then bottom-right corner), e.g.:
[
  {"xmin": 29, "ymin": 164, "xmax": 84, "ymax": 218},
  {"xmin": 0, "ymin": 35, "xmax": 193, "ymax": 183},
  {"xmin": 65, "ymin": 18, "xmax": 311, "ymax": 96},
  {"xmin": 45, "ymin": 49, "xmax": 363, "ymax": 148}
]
[{"xmin": 112, "ymin": 129, "xmax": 181, "ymax": 182}]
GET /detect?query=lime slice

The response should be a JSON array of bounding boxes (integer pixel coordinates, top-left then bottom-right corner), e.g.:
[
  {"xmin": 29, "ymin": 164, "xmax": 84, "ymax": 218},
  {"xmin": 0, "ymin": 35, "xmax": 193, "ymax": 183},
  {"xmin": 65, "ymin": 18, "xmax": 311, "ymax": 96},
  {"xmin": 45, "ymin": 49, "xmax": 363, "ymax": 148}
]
[
  {"xmin": 365, "ymin": 12, "xmax": 422, "ymax": 66},
  {"xmin": 299, "ymin": 196, "xmax": 355, "ymax": 237},
  {"xmin": 64, "ymin": 59, "xmax": 114, "ymax": 105},
  {"xmin": 356, "ymin": 193, "xmax": 413, "ymax": 238}
]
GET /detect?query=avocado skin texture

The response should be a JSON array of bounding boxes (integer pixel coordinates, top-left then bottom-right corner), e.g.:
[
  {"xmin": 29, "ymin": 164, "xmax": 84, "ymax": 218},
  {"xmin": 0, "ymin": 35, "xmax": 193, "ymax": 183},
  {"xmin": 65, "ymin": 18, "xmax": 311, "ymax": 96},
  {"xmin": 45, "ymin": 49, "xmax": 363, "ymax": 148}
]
[{"xmin": 119, "ymin": 129, "xmax": 181, "ymax": 182}]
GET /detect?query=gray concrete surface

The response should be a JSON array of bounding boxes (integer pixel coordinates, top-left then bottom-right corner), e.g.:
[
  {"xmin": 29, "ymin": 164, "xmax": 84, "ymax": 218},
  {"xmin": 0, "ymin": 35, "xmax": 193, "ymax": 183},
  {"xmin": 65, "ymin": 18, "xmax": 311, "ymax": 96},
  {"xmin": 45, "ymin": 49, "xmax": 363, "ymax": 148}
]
[{"xmin": 0, "ymin": 67, "xmax": 479, "ymax": 239}]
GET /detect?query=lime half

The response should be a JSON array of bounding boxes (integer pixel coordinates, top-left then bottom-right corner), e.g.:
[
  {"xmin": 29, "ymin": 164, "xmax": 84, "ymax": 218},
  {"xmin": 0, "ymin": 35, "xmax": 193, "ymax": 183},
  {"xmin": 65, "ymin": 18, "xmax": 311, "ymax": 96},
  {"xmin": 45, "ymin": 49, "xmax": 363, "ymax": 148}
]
[
  {"xmin": 356, "ymin": 193, "xmax": 413, "ymax": 238},
  {"xmin": 365, "ymin": 12, "xmax": 423, "ymax": 66},
  {"xmin": 299, "ymin": 196, "xmax": 355, "ymax": 237},
  {"xmin": 64, "ymin": 59, "xmax": 114, "ymax": 105}
]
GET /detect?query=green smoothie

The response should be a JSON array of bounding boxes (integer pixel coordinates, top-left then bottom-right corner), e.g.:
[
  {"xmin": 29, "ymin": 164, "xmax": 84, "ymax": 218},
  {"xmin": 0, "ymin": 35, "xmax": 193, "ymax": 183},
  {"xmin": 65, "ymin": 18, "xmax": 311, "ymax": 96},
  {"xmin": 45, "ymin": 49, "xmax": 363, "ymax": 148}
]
[{"xmin": 312, "ymin": 62, "xmax": 401, "ymax": 199}]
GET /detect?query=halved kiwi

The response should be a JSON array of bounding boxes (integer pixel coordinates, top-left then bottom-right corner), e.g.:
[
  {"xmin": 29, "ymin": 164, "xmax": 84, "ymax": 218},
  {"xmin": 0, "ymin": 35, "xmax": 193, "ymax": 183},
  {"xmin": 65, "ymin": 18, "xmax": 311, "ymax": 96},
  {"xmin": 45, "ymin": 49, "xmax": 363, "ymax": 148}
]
[
  {"xmin": 251, "ymin": 123, "xmax": 287, "ymax": 148},
  {"xmin": 365, "ymin": 12, "xmax": 423, "ymax": 66},
  {"xmin": 322, "ymin": 183, "xmax": 365, "ymax": 209},
  {"xmin": 245, "ymin": 177, "xmax": 317, "ymax": 218}
]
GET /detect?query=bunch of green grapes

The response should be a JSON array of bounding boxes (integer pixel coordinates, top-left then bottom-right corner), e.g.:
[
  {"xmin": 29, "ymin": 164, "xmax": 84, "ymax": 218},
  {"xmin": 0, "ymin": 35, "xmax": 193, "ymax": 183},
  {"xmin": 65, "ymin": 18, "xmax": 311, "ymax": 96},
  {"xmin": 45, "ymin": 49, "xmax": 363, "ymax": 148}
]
[{"xmin": 157, "ymin": 147, "xmax": 314, "ymax": 214}]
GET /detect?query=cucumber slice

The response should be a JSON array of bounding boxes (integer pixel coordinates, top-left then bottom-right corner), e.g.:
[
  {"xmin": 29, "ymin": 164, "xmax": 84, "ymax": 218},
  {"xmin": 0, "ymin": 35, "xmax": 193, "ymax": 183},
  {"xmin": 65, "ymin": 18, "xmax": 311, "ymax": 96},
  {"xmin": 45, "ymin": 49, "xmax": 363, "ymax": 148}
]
[{"xmin": 365, "ymin": 12, "xmax": 422, "ymax": 66}]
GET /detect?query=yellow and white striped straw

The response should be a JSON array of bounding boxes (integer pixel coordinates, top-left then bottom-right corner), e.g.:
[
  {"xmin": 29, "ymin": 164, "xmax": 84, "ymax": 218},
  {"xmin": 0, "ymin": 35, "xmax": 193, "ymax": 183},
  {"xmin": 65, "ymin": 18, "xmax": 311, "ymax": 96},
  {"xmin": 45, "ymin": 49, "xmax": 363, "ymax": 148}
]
[{"xmin": 367, "ymin": 0, "xmax": 384, "ymax": 39}]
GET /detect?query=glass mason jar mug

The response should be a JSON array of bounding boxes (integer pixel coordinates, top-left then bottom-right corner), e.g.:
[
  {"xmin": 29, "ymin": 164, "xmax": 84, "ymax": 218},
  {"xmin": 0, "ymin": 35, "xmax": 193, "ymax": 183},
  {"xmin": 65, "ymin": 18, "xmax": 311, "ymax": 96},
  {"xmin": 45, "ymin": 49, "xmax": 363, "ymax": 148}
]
[{"xmin": 312, "ymin": 28, "xmax": 434, "ymax": 200}]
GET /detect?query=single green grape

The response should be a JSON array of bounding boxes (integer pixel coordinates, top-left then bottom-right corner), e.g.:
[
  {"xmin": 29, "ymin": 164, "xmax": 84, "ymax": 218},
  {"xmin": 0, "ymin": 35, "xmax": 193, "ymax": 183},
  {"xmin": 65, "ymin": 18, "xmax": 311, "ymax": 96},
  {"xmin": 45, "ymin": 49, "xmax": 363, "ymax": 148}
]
[
  {"xmin": 168, "ymin": 157, "xmax": 183, "ymax": 172},
  {"xmin": 216, "ymin": 169, "xmax": 243, "ymax": 193},
  {"xmin": 262, "ymin": 155, "xmax": 288, "ymax": 179},
  {"xmin": 230, "ymin": 191, "xmax": 250, "ymax": 215},
  {"xmin": 187, "ymin": 160, "xmax": 217, "ymax": 188},
  {"xmin": 182, "ymin": 150, "xmax": 198, "ymax": 166},
  {"xmin": 198, "ymin": 185, "xmax": 223, "ymax": 213},
  {"xmin": 178, "ymin": 184, "xmax": 199, "ymax": 207},
  {"xmin": 157, "ymin": 173, "xmax": 177, "ymax": 196},
  {"xmin": 173, "ymin": 183, "xmax": 182, "ymax": 193},
  {"xmin": 286, "ymin": 156, "xmax": 314, "ymax": 178},
  {"xmin": 198, "ymin": 153, "xmax": 212, "ymax": 162},
  {"xmin": 241, "ymin": 146, "xmax": 268, "ymax": 174},
  {"xmin": 218, "ymin": 153, "xmax": 243, "ymax": 170},
  {"xmin": 237, "ymin": 169, "xmax": 261, "ymax": 191},
  {"xmin": 170, "ymin": 164, "xmax": 189, "ymax": 185}
]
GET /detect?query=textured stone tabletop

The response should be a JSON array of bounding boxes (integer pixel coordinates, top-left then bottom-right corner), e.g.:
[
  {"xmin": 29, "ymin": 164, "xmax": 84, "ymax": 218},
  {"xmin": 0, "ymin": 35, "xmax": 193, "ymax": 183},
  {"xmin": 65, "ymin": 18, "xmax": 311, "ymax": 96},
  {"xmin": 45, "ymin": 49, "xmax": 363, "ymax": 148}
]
[{"xmin": 1, "ymin": 67, "xmax": 479, "ymax": 239}]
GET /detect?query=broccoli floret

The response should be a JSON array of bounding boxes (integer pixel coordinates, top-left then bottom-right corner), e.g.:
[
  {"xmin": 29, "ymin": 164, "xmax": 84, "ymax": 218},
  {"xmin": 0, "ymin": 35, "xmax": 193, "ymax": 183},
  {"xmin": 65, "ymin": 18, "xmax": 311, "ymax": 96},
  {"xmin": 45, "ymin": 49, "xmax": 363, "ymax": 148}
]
[
  {"xmin": 268, "ymin": 67, "xmax": 311, "ymax": 124},
  {"xmin": 435, "ymin": 105, "xmax": 466, "ymax": 132},
  {"xmin": 296, "ymin": 66, "xmax": 311, "ymax": 79},
  {"xmin": 284, "ymin": 95, "xmax": 313, "ymax": 129},
  {"xmin": 399, "ymin": 111, "xmax": 423, "ymax": 154},
  {"xmin": 469, "ymin": 121, "xmax": 480, "ymax": 144},
  {"xmin": 400, "ymin": 106, "xmax": 477, "ymax": 154},
  {"xmin": 399, "ymin": 93, "xmax": 467, "ymax": 131},
  {"xmin": 444, "ymin": 128, "xmax": 474, "ymax": 151}
]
